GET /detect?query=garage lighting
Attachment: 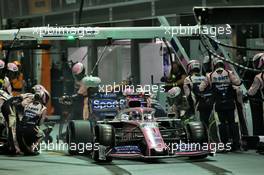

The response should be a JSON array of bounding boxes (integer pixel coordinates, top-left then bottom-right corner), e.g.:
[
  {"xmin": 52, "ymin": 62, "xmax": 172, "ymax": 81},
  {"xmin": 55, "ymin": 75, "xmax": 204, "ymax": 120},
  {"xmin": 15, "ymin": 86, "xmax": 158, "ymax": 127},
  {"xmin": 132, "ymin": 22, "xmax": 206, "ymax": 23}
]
[{"xmin": 67, "ymin": 35, "xmax": 76, "ymax": 40}]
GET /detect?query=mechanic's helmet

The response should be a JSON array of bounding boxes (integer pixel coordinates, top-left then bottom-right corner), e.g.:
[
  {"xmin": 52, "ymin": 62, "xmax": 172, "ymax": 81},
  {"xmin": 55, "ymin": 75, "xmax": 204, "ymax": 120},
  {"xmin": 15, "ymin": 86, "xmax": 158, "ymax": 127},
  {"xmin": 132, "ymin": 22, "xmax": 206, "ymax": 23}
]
[
  {"xmin": 13, "ymin": 60, "xmax": 22, "ymax": 71},
  {"xmin": 13, "ymin": 60, "xmax": 21, "ymax": 67},
  {"xmin": 32, "ymin": 84, "xmax": 45, "ymax": 93},
  {"xmin": 33, "ymin": 85, "xmax": 50, "ymax": 105},
  {"xmin": 6, "ymin": 63, "xmax": 19, "ymax": 79},
  {"xmin": 81, "ymin": 76, "xmax": 101, "ymax": 88},
  {"xmin": 0, "ymin": 60, "xmax": 5, "ymax": 75},
  {"xmin": 252, "ymin": 53, "xmax": 264, "ymax": 70},
  {"xmin": 187, "ymin": 60, "xmax": 201, "ymax": 74},
  {"xmin": 72, "ymin": 62, "xmax": 85, "ymax": 81},
  {"xmin": 213, "ymin": 59, "xmax": 225, "ymax": 70},
  {"xmin": 32, "ymin": 84, "xmax": 50, "ymax": 105},
  {"xmin": 34, "ymin": 90, "xmax": 50, "ymax": 105},
  {"xmin": 167, "ymin": 87, "xmax": 181, "ymax": 98}
]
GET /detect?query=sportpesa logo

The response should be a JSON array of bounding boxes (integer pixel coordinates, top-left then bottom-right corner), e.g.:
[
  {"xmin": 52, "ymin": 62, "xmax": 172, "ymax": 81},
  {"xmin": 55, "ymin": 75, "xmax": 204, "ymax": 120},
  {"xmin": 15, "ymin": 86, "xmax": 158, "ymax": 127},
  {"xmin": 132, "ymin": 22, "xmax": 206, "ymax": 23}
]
[{"xmin": 91, "ymin": 99, "xmax": 126, "ymax": 110}]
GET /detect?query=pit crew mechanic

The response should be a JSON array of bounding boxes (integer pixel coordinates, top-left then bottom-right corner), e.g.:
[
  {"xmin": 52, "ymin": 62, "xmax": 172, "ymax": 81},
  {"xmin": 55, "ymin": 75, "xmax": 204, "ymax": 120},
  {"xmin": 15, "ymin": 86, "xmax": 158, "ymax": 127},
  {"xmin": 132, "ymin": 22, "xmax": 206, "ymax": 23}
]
[
  {"xmin": 16, "ymin": 87, "xmax": 49, "ymax": 155},
  {"xmin": 199, "ymin": 59, "xmax": 241, "ymax": 151},
  {"xmin": 162, "ymin": 61, "xmax": 187, "ymax": 91},
  {"xmin": 69, "ymin": 62, "xmax": 88, "ymax": 120},
  {"xmin": 72, "ymin": 62, "xmax": 86, "ymax": 91},
  {"xmin": 183, "ymin": 60, "xmax": 214, "ymax": 127},
  {"xmin": 162, "ymin": 61, "xmax": 188, "ymax": 116},
  {"xmin": 61, "ymin": 75, "xmax": 101, "ymax": 121},
  {"xmin": 6, "ymin": 63, "xmax": 19, "ymax": 93},
  {"xmin": 246, "ymin": 53, "xmax": 264, "ymax": 135},
  {"xmin": 11, "ymin": 61, "xmax": 25, "ymax": 96},
  {"xmin": 1, "ymin": 85, "xmax": 49, "ymax": 154}
]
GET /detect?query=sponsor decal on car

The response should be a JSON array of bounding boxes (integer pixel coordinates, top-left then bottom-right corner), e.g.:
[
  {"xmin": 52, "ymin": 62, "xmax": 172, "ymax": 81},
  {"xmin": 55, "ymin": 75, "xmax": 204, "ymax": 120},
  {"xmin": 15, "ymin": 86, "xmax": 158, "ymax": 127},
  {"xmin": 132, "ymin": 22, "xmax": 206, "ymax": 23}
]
[
  {"xmin": 113, "ymin": 146, "xmax": 141, "ymax": 153},
  {"xmin": 91, "ymin": 99, "xmax": 126, "ymax": 111}
]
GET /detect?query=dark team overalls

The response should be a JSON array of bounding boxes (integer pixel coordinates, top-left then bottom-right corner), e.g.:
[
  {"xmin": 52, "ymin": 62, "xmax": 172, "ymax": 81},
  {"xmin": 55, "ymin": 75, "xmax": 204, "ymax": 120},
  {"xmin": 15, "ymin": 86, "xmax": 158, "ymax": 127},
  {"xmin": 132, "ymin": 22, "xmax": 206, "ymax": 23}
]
[
  {"xmin": 16, "ymin": 102, "xmax": 45, "ymax": 155},
  {"xmin": 187, "ymin": 75, "xmax": 214, "ymax": 127},
  {"xmin": 211, "ymin": 74, "xmax": 240, "ymax": 149}
]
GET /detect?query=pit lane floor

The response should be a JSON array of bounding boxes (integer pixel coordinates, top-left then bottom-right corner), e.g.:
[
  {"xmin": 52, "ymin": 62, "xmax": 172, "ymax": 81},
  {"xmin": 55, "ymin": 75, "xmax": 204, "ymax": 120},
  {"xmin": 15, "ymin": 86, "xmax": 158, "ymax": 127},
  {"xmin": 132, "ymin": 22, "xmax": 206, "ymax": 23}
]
[{"xmin": 0, "ymin": 149, "xmax": 263, "ymax": 175}]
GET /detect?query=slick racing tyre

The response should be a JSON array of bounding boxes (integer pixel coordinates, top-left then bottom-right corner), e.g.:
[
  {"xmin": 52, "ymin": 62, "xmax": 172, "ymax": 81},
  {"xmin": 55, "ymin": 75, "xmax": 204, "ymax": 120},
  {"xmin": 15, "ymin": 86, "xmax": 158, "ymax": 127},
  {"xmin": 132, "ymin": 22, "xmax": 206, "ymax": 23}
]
[
  {"xmin": 92, "ymin": 124, "xmax": 115, "ymax": 162},
  {"xmin": 67, "ymin": 120, "xmax": 94, "ymax": 155}
]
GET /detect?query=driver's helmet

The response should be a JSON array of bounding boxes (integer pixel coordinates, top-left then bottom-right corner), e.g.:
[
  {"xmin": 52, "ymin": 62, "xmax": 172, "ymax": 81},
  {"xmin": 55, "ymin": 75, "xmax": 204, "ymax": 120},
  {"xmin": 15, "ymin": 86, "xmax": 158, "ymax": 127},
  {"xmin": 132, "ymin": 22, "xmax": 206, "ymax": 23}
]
[{"xmin": 130, "ymin": 111, "xmax": 141, "ymax": 120}]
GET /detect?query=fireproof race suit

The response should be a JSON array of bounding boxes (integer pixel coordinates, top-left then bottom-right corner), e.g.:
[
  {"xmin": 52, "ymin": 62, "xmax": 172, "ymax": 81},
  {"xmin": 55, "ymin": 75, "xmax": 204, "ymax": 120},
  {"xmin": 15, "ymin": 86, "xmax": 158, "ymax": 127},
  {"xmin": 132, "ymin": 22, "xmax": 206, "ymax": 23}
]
[
  {"xmin": 184, "ymin": 73, "xmax": 214, "ymax": 126},
  {"xmin": 17, "ymin": 101, "xmax": 47, "ymax": 154},
  {"xmin": 247, "ymin": 72, "xmax": 264, "ymax": 135},
  {"xmin": 0, "ymin": 77, "xmax": 12, "ymax": 95},
  {"xmin": 1, "ymin": 93, "xmax": 34, "ymax": 154},
  {"xmin": 199, "ymin": 68, "xmax": 241, "ymax": 150}
]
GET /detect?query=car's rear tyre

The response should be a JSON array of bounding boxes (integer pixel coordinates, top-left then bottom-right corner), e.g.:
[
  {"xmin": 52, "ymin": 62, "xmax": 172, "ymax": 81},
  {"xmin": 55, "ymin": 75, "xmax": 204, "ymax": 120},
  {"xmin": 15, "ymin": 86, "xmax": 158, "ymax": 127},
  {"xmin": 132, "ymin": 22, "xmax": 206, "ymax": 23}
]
[
  {"xmin": 67, "ymin": 120, "xmax": 93, "ymax": 155},
  {"xmin": 92, "ymin": 124, "xmax": 115, "ymax": 162}
]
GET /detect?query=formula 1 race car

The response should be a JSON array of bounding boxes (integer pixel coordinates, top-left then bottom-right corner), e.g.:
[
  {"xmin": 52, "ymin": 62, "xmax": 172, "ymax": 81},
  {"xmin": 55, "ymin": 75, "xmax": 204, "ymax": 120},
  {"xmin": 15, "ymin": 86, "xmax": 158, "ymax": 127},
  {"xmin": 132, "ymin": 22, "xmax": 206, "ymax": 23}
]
[{"xmin": 66, "ymin": 106, "xmax": 214, "ymax": 162}]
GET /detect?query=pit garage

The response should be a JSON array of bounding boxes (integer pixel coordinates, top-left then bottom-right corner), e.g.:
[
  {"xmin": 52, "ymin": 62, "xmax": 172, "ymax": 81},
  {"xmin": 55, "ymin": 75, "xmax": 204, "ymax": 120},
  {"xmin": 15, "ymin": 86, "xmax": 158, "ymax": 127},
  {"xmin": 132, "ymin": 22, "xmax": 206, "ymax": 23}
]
[{"xmin": 0, "ymin": 1, "xmax": 264, "ymax": 175}]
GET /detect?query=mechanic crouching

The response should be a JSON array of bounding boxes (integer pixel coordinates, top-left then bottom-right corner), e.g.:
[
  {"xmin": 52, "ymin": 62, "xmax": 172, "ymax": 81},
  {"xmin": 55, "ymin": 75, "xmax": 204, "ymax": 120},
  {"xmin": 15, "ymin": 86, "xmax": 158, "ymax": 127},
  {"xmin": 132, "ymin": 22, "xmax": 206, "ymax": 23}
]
[
  {"xmin": 183, "ymin": 60, "xmax": 214, "ymax": 127},
  {"xmin": 16, "ymin": 88, "xmax": 49, "ymax": 155},
  {"xmin": 199, "ymin": 59, "xmax": 241, "ymax": 151},
  {"xmin": 1, "ymin": 85, "xmax": 50, "ymax": 155}
]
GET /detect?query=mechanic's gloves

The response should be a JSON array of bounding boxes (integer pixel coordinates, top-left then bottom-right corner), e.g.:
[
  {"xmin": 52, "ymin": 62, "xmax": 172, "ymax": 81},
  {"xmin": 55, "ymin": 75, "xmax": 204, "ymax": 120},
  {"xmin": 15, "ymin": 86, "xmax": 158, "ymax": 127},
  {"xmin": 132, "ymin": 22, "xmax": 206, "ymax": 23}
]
[
  {"xmin": 11, "ymin": 96, "xmax": 23, "ymax": 105},
  {"xmin": 59, "ymin": 95, "xmax": 76, "ymax": 105}
]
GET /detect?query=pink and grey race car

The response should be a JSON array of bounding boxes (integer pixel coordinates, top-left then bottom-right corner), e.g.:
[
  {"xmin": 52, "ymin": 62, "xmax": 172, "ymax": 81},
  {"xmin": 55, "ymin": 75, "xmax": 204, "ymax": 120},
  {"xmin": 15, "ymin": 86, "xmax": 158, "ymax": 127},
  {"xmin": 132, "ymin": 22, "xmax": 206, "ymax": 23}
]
[{"xmin": 66, "ymin": 107, "xmax": 215, "ymax": 162}]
